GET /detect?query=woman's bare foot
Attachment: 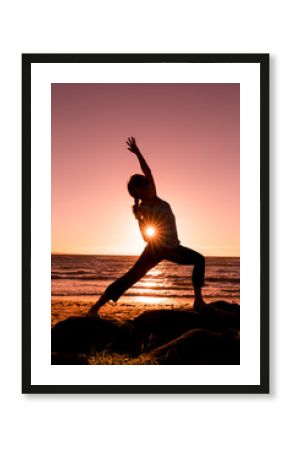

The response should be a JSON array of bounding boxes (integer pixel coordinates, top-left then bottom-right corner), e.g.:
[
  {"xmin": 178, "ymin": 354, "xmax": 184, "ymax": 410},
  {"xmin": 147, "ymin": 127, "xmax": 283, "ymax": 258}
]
[
  {"xmin": 87, "ymin": 293, "xmax": 111, "ymax": 317},
  {"xmin": 87, "ymin": 304, "xmax": 101, "ymax": 318},
  {"xmin": 193, "ymin": 299, "xmax": 208, "ymax": 312},
  {"xmin": 193, "ymin": 289, "xmax": 208, "ymax": 312}
]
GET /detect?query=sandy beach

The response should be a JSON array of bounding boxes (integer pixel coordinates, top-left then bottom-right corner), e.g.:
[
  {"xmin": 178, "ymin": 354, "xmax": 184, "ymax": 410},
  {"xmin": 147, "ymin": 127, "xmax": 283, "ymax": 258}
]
[{"xmin": 52, "ymin": 295, "xmax": 197, "ymax": 327}]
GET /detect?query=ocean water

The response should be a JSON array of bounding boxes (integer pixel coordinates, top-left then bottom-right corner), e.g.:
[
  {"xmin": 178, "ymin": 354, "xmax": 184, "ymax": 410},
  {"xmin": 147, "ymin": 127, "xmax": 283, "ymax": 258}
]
[{"xmin": 51, "ymin": 254, "xmax": 240, "ymax": 305}]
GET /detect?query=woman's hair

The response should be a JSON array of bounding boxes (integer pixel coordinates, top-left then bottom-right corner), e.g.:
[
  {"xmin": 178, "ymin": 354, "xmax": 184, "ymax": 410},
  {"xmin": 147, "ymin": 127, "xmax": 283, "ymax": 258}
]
[{"xmin": 127, "ymin": 174, "xmax": 149, "ymax": 198}]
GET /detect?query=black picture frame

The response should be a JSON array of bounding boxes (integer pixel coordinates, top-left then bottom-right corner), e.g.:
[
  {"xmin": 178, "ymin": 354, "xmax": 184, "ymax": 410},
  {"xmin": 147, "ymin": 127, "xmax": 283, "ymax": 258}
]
[{"xmin": 22, "ymin": 53, "xmax": 269, "ymax": 394}]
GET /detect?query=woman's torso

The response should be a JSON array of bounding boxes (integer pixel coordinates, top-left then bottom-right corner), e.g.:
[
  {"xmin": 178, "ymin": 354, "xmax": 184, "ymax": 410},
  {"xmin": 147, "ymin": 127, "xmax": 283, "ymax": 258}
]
[{"xmin": 138, "ymin": 197, "xmax": 180, "ymax": 247}]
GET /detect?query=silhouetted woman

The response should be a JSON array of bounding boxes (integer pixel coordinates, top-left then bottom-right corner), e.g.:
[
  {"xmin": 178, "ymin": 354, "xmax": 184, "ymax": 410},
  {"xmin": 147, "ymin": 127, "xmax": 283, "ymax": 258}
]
[{"xmin": 88, "ymin": 137, "xmax": 206, "ymax": 316}]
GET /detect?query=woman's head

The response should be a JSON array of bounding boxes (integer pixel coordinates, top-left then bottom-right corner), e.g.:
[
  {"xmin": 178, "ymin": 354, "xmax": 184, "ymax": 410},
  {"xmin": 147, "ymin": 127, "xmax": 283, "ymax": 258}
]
[{"xmin": 127, "ymin": 174, "xmax": 154, "ymax": 201}]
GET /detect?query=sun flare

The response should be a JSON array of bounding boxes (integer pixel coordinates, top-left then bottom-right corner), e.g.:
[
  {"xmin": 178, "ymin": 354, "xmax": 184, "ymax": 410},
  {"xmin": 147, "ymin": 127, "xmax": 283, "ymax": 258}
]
[{"xmin": 145, "ymin": 226, "xmax": 156, "ymax": 238}]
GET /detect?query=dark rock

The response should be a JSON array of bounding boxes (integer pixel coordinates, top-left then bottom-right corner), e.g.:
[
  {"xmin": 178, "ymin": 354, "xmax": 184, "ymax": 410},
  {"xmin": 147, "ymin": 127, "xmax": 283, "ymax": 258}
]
[
  {"xmin": 149, "ymin": 328, "xmax": 240, "ymax": 365},
  {"xmin": 132, "ymin": 310, "xmax": 203, "ymax": 350},
  {"xmin": 51, "ymin": 352, "xmax": 89, "ymax": 365},
  {"xmin": 196, "ymin": 301, "xmax": 240, "ymax": 332},
  {"xmin": 51, "ymin": 303, "xmax": 240, "ymax": 365},
  {"xmin": 131, "ymin": 302, "xmax": 239, "ymax": 350},
  {"xmin": 51, "ymin": 315, "xmax": 133, "ymax": 354}
]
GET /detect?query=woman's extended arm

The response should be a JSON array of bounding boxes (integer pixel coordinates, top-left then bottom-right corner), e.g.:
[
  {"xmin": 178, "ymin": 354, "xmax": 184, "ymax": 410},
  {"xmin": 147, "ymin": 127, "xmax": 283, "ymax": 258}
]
[{"xmin": 126, "ymin": 136, "xmax": 157, "ymax": 196}]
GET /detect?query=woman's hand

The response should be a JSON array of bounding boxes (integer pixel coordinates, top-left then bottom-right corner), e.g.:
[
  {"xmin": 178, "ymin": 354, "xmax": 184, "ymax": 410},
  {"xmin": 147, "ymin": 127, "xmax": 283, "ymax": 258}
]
[
  {"xmin": 132, "ymin": 199, "xmax": 142, "ymax": 219},
  {"xmin": 127, "ymin": 137, "xmax": 157, "ymax": 197},
  {"xmin": 126, "ymin": 136, "xmax": 140, "ymax": 154}
]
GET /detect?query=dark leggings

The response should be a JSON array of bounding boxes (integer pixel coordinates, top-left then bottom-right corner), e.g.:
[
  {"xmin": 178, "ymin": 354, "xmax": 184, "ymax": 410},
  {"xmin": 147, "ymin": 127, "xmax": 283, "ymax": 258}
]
[{"xmin": 104, "ymin": 243, "xmax": 205, "ymax": 302}]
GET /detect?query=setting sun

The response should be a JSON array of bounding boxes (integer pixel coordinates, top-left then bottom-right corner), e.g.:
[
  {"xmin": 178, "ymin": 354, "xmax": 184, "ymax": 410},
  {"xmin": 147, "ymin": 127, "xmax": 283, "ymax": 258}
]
[{"xmin": 145, "ymin": 226, "xmax": 156, "ymax": 238}]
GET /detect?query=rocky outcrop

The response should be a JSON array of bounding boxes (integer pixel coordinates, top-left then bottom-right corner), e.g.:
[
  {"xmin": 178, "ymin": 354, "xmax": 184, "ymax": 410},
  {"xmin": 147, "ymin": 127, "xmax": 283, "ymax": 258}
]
[{"xmin": 51, "ymin": 302, "xmax": 240, "ymax": 365}]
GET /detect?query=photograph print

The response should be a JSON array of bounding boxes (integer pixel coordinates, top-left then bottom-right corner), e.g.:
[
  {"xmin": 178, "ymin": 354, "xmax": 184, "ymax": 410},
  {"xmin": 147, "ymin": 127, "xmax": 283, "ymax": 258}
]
[
  {"xmin": 51, "ymin": 81, "xmax": 240, "ymax": 364},
  {"xmin": 22, "ymin": 54, "xmax": 269, "ymax": 393}
]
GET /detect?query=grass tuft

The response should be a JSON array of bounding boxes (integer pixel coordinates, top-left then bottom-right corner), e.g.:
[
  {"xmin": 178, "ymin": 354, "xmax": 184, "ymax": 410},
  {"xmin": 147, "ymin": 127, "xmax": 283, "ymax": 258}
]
[{"xmin": 88, "ymin": 351, "xmax": 159, "ymax": 365}]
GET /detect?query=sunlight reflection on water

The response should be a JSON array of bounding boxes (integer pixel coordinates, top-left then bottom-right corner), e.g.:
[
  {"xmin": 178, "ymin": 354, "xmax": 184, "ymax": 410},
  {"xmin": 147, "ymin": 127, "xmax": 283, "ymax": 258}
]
[
  {"xmin": 146, "ymin": 267, "xmax": 163, "ymax": 277},
  {"xmin": 132, "ymin": 295, "xmax": 169, "ymax": 304},
  {"xmin": 137, "ymin": 281, "xmax": 160, "ymax": 288},
  {"xmin": 52, "ymin": 255, "xmax": 240, "ymax": 305}
]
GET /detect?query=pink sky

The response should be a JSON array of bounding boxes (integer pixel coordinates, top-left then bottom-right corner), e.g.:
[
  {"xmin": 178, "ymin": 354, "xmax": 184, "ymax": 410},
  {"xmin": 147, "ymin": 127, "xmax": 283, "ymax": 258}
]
[{"xmin": 52, "ymin": 83, "xmax": 239, "ymax": 256}]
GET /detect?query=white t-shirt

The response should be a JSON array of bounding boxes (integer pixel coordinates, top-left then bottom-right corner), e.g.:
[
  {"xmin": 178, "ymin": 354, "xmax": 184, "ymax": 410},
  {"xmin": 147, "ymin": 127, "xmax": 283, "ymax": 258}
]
[{"xmin": 136, "ymin": 197, "xmax": 180, "ymax": 248}]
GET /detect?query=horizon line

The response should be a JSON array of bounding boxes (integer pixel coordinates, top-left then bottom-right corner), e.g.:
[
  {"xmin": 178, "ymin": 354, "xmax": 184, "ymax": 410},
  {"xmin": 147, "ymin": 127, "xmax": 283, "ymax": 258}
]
[{"xmin": 51, "ymin": 252, "xmax": 240, "ymax": 258}]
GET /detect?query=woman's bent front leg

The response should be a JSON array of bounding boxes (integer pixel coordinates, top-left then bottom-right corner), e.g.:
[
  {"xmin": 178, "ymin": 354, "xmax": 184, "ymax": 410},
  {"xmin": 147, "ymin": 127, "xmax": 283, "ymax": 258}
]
[{"xmin": 164, "ymin": 245, "xmax": 206, "ymax": 310}]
